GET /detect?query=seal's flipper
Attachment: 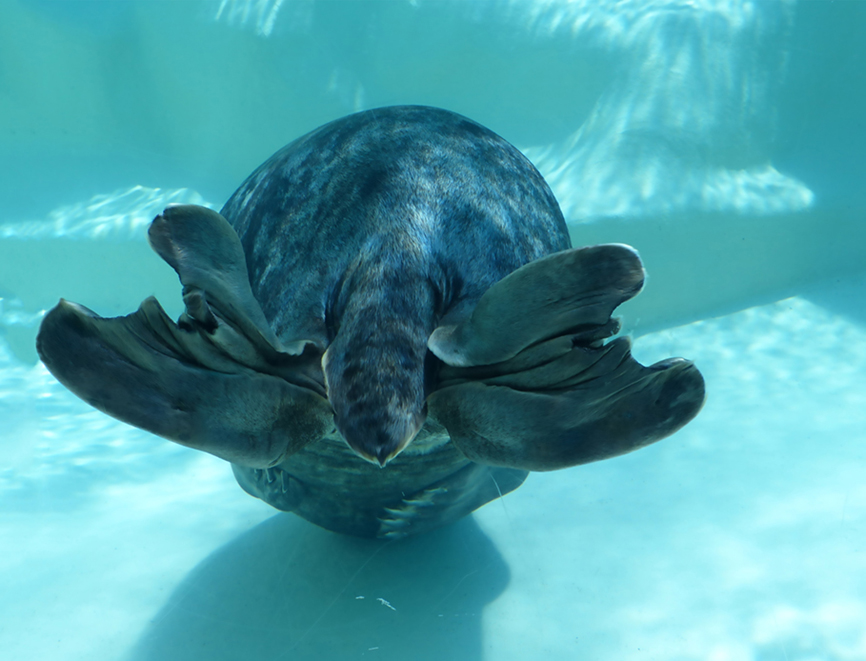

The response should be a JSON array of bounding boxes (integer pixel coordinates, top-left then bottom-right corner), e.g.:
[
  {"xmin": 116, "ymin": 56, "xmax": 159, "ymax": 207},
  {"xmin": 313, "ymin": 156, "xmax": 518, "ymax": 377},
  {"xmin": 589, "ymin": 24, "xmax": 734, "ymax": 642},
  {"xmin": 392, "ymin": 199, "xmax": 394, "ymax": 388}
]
[
  {"xmin": 148, "ymin": 204, "xmax": 319, "ymax": 355},
  {"xmin": 428, "ymin": 244, "xmax": 645, "ymax": 367},
  {"xmin": 36, "ymin": 298, "xmax": 333, "ymax": 468},
  {"xmin": 428, "ymin": 339, "xmax": 705, "ymax": 472},
  {"xmin": 377, "ymin": 463, "xmax": 528, "ymax": 539},
  {"xmin": 426, "ymin": 242, "xmax": 704, "ymax": 471}
]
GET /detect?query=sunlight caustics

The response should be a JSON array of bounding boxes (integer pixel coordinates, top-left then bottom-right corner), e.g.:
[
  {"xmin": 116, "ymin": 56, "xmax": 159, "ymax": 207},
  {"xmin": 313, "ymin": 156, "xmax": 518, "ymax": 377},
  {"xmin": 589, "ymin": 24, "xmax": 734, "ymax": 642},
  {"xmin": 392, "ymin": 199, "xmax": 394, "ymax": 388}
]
[
  {"xmin": 514, "ymin": 0, "xmax": 811, "ymax": 220},
  {"xmin": 211, "ymin": 0, "xmax": 812, "ymax": 220},
  {"xmin": 0, "ymin": 186, "xmax": 212, "ymax": 242}
]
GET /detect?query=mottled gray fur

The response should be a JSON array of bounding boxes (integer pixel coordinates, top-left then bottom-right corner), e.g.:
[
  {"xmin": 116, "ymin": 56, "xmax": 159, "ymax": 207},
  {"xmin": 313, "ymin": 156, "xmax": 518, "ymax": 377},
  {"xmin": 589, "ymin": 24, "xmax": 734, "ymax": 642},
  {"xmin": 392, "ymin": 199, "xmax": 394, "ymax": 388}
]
[
  {"xmin": 223, "ymin": 106, "xmax": 569, "ymax": 535},
  {"xmin": 223, "ymin": 106, "xmax": 569, "ymax": 466}
]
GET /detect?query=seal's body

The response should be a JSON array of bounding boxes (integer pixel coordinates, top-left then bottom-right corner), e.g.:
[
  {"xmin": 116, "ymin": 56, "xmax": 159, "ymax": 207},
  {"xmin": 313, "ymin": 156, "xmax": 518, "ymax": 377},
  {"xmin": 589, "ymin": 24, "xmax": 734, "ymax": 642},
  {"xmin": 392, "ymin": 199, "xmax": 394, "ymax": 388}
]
[
  {"xmin": 225, "ymin": 107, "xmax": 568, "ymax": 467},
  {"xmin": 225, "ymin": 107, "xmax": 566, "ymax": 536},
  {"xmin": 36, "ymin": 107, "xmax": 706, "ymax": 539}
]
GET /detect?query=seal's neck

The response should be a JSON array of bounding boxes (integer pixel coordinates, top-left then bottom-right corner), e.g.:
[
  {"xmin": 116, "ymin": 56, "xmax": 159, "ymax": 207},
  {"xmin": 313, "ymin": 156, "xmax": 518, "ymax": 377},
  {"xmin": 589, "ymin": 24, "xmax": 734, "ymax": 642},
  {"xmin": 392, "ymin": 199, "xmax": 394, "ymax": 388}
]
[{"xmin": 323, "ymin": 262, "xmax": 438, "ymax": 466}]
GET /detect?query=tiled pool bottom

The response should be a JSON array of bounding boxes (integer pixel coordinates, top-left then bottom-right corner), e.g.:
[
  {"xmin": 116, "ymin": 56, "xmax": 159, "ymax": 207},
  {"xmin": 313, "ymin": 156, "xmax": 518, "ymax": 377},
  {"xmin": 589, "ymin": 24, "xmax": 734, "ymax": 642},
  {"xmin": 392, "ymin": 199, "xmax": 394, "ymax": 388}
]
[{"xmin": 2, "ymin": 283, "xmax": 864, "ymax": 661}]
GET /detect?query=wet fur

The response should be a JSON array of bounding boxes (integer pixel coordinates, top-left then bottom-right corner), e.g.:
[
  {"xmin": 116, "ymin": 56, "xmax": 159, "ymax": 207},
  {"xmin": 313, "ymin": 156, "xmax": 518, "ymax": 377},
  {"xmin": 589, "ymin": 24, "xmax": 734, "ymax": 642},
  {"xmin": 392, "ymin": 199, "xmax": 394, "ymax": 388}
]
[{"xmin": 221, "ymin": 107, "xmax": 569, "ymax": 465}]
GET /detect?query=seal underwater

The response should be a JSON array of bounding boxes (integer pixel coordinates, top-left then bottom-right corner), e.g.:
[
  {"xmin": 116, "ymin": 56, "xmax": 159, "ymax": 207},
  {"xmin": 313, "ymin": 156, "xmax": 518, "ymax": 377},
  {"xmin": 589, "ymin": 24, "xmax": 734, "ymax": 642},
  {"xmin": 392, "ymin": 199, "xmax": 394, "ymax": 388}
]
[{"xmin": 36, "ymin": 106, "xmax": 706, "ymax": 538}]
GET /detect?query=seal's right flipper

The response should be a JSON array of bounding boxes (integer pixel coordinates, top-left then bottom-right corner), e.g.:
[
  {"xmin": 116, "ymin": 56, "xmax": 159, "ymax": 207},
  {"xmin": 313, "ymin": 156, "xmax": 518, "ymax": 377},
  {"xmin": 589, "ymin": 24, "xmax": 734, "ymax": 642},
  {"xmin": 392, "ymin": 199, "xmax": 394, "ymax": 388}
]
[
  {"xmin": 428, "ymin": 340, "xmax": 705, "ymax": 472},
  {"xmin": 426, "ymin": 241, "xmax": 705, "ymax": 472},
  {"xmin": 148, "ymin": 204, "xmax": 324, "ymax": 357},
  {"xmin": 147, "ymin": 205, "xmax": 274, "ymax": 342},
  {"xmin": 428, "ymin": 244, "xmax": 645, "ymax": 367},
  {"xmin": 36, "ymin": 298, "xmax": 333, "ymax": 468}
]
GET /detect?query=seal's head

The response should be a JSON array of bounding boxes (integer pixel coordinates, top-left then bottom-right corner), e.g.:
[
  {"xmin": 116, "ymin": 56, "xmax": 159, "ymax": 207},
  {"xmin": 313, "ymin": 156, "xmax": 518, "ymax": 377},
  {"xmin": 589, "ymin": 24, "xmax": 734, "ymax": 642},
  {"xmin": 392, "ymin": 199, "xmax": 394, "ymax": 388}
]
[
  {"xmin": 324, "ymin": 351, "xmax": 426, "ymax": 466},
  {"xmin": 322, "ymin": 261, "xmax": 437, "ymax": 467}
]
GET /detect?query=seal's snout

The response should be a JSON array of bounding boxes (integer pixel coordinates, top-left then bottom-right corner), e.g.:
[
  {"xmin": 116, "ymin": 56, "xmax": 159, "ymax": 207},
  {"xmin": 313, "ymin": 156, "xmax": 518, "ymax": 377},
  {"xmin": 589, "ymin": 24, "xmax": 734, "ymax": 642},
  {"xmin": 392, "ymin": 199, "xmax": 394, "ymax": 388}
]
[{"xmin": 339, "ymin": 410, "xmax": 425, "ymax": 467}]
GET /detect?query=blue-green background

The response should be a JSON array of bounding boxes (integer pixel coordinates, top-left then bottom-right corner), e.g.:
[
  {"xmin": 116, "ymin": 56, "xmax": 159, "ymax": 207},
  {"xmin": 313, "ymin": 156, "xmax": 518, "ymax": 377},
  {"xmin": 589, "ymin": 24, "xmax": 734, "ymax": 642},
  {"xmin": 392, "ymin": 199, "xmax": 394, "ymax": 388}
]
[{"xmin": 1, "ymin": 2, "xmax": 864, "ymax": 659}]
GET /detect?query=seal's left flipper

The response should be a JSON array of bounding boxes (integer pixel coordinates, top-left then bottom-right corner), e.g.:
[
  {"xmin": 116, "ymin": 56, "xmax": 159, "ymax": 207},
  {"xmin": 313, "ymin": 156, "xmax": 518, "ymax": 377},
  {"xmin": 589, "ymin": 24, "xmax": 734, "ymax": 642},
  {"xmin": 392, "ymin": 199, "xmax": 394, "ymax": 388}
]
[
  {"xmin": 428, "ymin": 341, "xmax": 705, "ymax": 472},
  {"xmin": 377, "ymin": 463, "xmax": 528, "ymax": 539},
  {"xmin": 36, "ymin": 204, "xmax": 332, "ymax": 468},
  {"xmin": 36, "ymin": 298, "xmax": 333, "ymax": 467}
]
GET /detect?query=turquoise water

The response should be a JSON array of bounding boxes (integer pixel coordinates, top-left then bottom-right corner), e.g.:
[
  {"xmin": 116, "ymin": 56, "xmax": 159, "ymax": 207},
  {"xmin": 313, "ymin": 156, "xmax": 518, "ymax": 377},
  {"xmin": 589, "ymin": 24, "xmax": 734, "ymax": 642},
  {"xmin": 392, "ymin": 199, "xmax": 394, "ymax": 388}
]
[{"xmin": 1, "ymin": 1, "xmax": 864, "ymax": 659}]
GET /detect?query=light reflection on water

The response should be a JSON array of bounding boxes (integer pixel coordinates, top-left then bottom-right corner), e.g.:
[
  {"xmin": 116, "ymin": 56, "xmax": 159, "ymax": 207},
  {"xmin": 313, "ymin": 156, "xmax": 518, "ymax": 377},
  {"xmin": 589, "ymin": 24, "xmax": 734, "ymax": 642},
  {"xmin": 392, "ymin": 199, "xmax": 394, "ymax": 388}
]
[{"xmin": 0, "ymin": 186, "xmax": 212, "ymax": 242}]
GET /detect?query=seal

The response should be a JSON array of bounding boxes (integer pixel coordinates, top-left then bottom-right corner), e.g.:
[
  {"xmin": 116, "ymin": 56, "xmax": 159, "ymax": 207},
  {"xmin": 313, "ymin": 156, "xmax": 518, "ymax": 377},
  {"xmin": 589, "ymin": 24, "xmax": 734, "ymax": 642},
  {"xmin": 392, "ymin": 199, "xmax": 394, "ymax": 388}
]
[{"xmin": 36, "ymin": 106, "xmax": 706, "ymax": 538}]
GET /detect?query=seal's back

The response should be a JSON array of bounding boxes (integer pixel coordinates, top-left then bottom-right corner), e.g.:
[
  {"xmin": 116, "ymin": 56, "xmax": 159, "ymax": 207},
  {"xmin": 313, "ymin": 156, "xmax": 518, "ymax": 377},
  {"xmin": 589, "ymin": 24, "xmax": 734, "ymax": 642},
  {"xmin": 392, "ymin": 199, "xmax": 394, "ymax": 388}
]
[{"xmin": 220, "ymin": 106, "xmax": 570, "ymax": 465}]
